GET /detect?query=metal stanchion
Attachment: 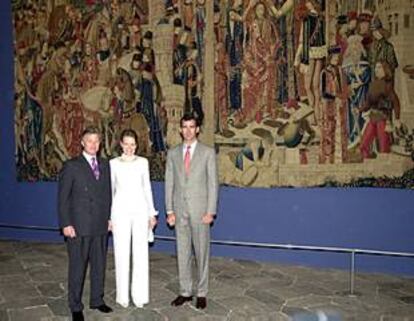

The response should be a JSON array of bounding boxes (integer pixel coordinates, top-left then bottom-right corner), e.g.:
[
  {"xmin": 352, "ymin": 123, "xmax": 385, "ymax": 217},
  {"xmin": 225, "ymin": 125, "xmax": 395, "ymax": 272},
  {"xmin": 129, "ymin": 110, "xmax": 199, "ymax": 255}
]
[{"xmin": 2, "ymin": 223, "xmax": 414, "ymax": 297}]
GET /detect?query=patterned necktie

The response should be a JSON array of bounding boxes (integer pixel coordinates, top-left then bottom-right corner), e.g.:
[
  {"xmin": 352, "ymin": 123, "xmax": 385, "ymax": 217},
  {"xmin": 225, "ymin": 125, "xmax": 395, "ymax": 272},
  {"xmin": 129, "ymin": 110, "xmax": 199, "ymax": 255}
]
[
  {"xmin": 91, "ymin": 157, "xmax": 100, "ymax": 180},
  {"xmin": 184, "ymin": 145, "xmax": 191, "ymax": 176}
]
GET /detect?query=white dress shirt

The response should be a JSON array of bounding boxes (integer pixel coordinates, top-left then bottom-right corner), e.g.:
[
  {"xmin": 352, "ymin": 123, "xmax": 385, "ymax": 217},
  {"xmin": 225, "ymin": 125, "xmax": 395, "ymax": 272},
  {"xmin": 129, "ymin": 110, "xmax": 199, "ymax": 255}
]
[
  {"xmin": 182, "ymin": 140, "xmax": 197, "ymax": 160},
  {"xmin": 83, "ymin": 151, "xmax": 97, "ymax": 168}
]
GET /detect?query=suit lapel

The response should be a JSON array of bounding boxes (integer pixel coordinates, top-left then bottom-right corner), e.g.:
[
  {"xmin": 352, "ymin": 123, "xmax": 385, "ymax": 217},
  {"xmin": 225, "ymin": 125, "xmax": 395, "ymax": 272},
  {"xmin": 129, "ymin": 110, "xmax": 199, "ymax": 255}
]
[
  {"xmin": 97, "ymin": 157, "xmax": 105, "ymax": 182},
  {"xmin": 175, "ymin": 142, "xmax": 201, "ymax": 178},
  {"xmin": 189, "ymin": 143, "xmax": 201, "ymax": 174},
  {"xmin": 80, "ymin": 155, "xmax": 99, "ymax": 183},
  {"xmin": 175, "ymin": 144, "xmax": 185, "ymax": 179}
]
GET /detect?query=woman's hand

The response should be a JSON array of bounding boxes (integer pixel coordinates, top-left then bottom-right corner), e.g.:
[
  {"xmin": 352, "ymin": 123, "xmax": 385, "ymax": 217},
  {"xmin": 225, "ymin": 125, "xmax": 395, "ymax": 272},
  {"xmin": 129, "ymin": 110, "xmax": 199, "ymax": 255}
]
[{"xmin": 149, "ymin": 216, "xmax": 157, "ymax": 229}]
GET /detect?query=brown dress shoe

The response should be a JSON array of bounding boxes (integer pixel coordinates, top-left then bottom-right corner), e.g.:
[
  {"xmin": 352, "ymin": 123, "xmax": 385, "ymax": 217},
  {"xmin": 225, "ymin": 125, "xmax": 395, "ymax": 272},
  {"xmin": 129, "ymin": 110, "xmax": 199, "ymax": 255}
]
[
  {"xmin": 171, "ymin": 295, "xmax": 193, "ymax": 306},
  {"xmin": 196, "ymin": 297, "xmax": 207, "ymax": 309}
]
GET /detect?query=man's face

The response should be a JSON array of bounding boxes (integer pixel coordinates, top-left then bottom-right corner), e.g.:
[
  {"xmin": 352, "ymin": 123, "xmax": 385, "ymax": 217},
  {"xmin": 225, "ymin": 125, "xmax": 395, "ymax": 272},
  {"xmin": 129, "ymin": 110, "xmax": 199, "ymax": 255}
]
[
  {"xmin": 255, "ymin": 3, "xmax": 265, "ymax": 18},
  {"xmin": 330, "ymin": 53, "xmax": 340, "ymax": 66},
  {"xmin": 373, "ymin": 30, "xmax": 383, "ymax": 40},
  {"xmin": 143, "ymin": 38, "xmax": 151, "ymax": 48},
  {"xmin": 180, "ymin": 119, "xmax": 199, "ymax": 143},
  {"xmin": 349, "ymin": 19, "xmax": 357, "ymax": 30},
  {"xmin": 359, "ymin": 21, "xmax": 369, "ymax": 34},
  {"xmin": 81, "ymin": 133, "xmax": 100, "ymax": 156},
  {"xmin": 305, "ymin": 1, "xmax": 314, "ymax": 11}
]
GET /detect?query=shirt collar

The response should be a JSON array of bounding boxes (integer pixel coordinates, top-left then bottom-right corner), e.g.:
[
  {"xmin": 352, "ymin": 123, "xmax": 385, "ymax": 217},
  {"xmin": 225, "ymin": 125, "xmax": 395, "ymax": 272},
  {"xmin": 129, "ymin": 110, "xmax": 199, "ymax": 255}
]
[
  {"xmin": 82, "ymin": 151, "xmax": 97, "ymax": 164},
  {"xmin": 183, "ymin": 140, "xmax": 197, "ymax": 151}
]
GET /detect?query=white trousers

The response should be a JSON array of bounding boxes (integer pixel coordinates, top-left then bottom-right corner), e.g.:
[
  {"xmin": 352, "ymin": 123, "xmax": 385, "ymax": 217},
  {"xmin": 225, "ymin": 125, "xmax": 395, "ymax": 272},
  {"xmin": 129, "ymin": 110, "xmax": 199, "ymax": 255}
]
[{"xmin": 112, "ymin": 214, "xmax": 149, "ymax": 307}]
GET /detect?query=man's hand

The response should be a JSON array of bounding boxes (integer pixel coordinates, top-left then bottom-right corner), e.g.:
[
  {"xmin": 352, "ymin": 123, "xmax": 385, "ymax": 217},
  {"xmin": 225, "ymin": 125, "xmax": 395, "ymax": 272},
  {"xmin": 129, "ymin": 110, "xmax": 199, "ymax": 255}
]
[
  {"xmin": 108, "ymin": 220, "xmax": 112, "ymax": 232},
  {"xmin": 63, "ymin": 225, "xmax": 76, "ymax": 238},
  {"xmin": 167, "ymin": 213, "xmax": 176, "ymax": 227},
  {"xmin": 202, "ymin": 213, "xmax": 215, "ymax": 225}
]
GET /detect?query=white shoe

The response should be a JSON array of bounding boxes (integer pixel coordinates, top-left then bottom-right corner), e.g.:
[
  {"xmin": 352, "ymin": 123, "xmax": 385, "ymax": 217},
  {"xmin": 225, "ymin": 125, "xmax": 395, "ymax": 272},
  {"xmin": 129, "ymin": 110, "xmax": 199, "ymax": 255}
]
[
  {"xmin": 117, "ymin": 301, "xmax": 129, "ymax": 308},
  {"xmin": 134, "ymin": 303, "xmax": 144, "ymax": 308}
]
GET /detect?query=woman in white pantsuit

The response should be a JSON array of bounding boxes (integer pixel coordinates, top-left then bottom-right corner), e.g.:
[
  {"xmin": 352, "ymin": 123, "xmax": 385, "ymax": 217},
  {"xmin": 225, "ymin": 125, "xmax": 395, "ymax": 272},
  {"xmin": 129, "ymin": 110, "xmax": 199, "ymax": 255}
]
[{"xmin": 110, "ymin": 129, "xmax": 157, "ymax": 308}]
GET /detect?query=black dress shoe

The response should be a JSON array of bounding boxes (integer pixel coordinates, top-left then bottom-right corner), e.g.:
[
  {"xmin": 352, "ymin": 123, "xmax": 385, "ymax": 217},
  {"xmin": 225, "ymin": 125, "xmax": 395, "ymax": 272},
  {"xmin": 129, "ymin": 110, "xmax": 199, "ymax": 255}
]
[
  {"xmin": 171, "ymin": 295, "xmax": 193, "ymax": 306},
  {"xmin": 72, "ymin": 311, "xmax": 84, "ymax": 321},
  {"xmin": 91, "ymin": 304, "xmax": 113, "ymax": 313},
  {"xmin": 196, "ymin": 297, "xmax": 207, "ymax": 309}
]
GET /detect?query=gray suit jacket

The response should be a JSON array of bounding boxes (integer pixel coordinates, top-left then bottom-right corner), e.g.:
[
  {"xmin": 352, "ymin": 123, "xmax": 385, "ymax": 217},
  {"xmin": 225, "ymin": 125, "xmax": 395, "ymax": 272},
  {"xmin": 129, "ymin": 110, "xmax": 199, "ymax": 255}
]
[{"xmin": 165, "ymin": 142, "xmax": 219, "ymax": 218}]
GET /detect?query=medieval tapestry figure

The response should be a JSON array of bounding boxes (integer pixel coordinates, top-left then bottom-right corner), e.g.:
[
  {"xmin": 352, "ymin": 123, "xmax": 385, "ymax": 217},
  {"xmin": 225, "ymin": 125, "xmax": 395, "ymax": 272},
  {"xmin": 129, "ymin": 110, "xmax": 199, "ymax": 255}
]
[{"xmin": 12, "ymin": 0, "xmax": 414, "ymax": 187}]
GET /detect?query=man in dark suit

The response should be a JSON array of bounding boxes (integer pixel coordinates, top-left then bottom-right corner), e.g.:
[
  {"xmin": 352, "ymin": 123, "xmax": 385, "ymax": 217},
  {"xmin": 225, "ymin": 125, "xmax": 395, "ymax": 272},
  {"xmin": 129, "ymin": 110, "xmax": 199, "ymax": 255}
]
[{"xmin": 58, "ymin": 126, "xmax": 113, "ymax": 321}]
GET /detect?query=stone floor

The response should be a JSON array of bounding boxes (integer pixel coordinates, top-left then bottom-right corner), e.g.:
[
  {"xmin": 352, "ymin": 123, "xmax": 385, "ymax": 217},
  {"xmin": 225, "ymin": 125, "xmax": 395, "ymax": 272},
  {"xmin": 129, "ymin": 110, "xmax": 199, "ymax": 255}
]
[{"xmin": 1, "ymin": 240, "xmax": 414, "ymax": 321}]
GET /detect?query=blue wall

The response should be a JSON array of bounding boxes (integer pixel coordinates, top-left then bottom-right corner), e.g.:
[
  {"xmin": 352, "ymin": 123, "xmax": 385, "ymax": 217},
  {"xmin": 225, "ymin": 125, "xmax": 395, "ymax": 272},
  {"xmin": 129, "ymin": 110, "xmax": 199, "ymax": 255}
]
[{"xmin": 1, "ymin": 1, "xmax": 414, "ymax": 276}]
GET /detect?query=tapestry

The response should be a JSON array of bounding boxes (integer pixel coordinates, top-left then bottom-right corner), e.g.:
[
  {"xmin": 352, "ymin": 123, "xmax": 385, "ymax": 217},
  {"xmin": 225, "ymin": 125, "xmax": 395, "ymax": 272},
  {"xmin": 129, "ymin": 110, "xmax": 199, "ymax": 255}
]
[{"xmin": 12, "ymin": 0, "xmax": 414, "ymax": 187}]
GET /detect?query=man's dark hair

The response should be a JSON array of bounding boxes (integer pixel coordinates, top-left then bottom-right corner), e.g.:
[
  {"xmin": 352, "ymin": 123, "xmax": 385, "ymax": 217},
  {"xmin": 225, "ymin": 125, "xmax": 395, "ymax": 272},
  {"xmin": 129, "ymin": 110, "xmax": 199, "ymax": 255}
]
[
  {"xmin": 180, "ymin": 113, "xmax": 201, "ymax": 128},
  {"xmin": 81, "ymin": 126, "xmax": 101, "ymax": 138},
  {"xmin": 173, "ymin": 18, "xmax": 182, "ymax": 27}
]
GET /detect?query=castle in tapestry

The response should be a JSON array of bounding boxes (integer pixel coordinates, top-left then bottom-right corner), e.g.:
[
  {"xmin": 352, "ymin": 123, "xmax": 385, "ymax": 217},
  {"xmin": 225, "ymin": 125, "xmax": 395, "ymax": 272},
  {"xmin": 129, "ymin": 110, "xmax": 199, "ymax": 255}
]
[{"xmin": 12, "ymin": 0, "xmax": 414, "ymax": 187}]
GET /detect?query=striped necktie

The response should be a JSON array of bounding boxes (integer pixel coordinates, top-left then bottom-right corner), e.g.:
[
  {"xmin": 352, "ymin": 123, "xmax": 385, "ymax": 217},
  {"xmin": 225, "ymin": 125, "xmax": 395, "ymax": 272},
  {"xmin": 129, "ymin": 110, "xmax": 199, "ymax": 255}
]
[
  {"xmin": 91, "ymin": 157, "xmax": 100, "ymax": 180},
  {"xmin": 184, "ymin": 145, "xmax": 191, "ymax": 176}
]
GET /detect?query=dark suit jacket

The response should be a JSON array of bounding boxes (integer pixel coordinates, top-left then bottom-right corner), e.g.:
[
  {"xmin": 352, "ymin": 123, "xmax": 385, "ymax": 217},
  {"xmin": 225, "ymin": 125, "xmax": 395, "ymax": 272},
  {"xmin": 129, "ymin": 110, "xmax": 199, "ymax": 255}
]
[{"xmin": 58, "ymin": 155, "xmax": 112, "ymax": 236}]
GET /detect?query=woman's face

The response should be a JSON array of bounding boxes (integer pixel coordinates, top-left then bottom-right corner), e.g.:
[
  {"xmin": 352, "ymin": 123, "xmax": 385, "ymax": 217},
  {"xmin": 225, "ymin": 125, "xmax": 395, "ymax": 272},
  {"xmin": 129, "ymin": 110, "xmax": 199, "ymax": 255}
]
[
  {"xmin": 214, "ymin": 12, "xmax": 221, "ymax": 24},
  {"xmin": 85, "ymin": 43, "xmax": 92, "ymax": 55},
  {"xmin": 349, "ymin": 19, "xmax": 357, "ymax": 30},
  {"xmin": 131, "ymin": 24, "xmax": 139, "ymax": 32},
  {"xmin": 120, "ymin": 135, "xmax": 137, "ymax": 156},
  {"xmin": 255, "ymin": 3, "xmax": 266, "ymax": 18},
  {"xmin": 339, "ymin": 24, "xmax": 348, "ymax": 35},
  {"xmin": 330, "ymin": 53, "xmax": 340, "ymax": 65},
  {"xmin": 305, "ymin": 1, "xmax": 315, "ymax": 11},
  {"xmin": 375, "ymin": 62, "xmax": 385, "ymax": 79},
  {"xmin": 143, "ymin": 53, "xmax": 150, "ymax": 63},
  {"xmin": 233, "ymin": 0, "xmax": 242, "ymax": 7},
  {"xmin": 359, "ymin": 21, "xmax": 369, "ymax": 34},
  {"xmin": 132, "ymin": 60, "xmax": 140, "ymax": 69}
]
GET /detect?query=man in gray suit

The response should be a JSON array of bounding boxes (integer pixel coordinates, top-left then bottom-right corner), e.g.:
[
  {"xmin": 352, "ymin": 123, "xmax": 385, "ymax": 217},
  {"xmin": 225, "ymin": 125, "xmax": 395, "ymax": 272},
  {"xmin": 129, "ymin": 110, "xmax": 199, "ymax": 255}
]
[
  {"xmin": 165, "ymin": 113, "xmax": 219, "ymax": 309},
  {"xmin": 58, "ymin": 126, "xmax": 113, "ymax": 321}
]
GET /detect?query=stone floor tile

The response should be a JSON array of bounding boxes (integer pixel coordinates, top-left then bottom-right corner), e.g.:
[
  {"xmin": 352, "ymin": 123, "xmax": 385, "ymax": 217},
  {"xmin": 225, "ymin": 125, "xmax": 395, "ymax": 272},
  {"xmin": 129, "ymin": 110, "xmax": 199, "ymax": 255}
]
[
  {"xmin": 245, "ymin": 289, "xmax": 285, "ymax": 310},
  {"xmin": 0, "ymin": 240, "xmax": 412, "ymax": 321},
  {"xmin": 7, "ymin": 305, "xmax": 53, "ymax": 321},
  {"xmin": 0, "ymin": 309, "xmax": 8, "ymax": 321},
  {"xmin": 35, "ymin": 282, "xmax": 65, "ymax": 299},
  {"xmin": 158, "ymin": 304, "xmax": 203, "ymax": 321},
  {"xmin": 219, "ymin": 295, "xmax": 274, "ymax": 316}
]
